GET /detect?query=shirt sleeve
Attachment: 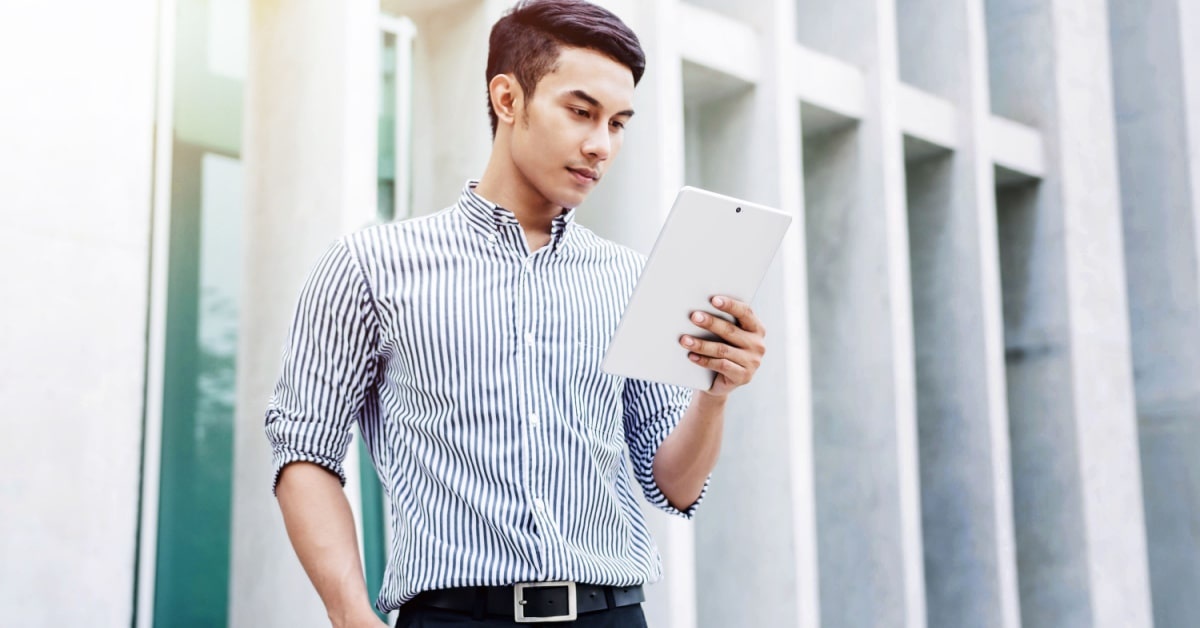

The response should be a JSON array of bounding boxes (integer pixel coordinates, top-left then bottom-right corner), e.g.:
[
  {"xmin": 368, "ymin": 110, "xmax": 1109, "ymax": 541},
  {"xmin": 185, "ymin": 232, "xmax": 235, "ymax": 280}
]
[
  {"xmin": 622, "ymin": 378, "xmax": 706, "ymax": 518},
  {"xmin": 265, "ymin": 239, "xmax": 380, "ymax": 494}
]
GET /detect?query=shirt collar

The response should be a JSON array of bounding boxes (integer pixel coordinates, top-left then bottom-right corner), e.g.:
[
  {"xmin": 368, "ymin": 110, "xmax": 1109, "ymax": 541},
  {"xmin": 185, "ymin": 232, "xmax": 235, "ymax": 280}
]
[{"xmin": 457, "ymin": 180, "xmax": 576, "ymax": 253}]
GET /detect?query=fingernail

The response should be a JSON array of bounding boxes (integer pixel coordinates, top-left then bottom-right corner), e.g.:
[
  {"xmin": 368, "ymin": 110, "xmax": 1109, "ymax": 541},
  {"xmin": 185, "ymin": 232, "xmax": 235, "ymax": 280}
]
[
  {"xmin": 692, "ymin": 312, "xmax": 705, "ymax": 323},
  {"xmin": 689, "ymin": 353, "xmax": 700, "ymax": 362},
  {"xmin": 713, "ymin": 296, "xmax": 725, "ymax": 307},
  {"xmin": 682, "ymin": 336, "xmax": 694, "ymax": 347}
]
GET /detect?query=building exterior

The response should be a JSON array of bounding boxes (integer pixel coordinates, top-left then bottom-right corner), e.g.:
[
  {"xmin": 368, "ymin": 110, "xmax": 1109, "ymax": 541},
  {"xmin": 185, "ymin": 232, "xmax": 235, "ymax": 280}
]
[{"xmin": 2, "ymin": 0, "xmax": 1199, "ymax": 626}]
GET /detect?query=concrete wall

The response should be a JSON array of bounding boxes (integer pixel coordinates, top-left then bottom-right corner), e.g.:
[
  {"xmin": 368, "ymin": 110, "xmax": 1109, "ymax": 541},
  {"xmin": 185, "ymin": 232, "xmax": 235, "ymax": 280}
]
[{"xmin": 0, "ymin": 1, "xmax": 159, "ymax": 625}]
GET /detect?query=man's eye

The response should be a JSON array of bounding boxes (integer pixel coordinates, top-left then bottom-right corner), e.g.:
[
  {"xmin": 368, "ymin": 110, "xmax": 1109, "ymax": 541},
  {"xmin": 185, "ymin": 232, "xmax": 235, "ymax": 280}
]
[
  {"xmin": 572, "ymin": 108, "xmax": 589, "ymax": 118},
  {"xmin": 610, "ymin": 120, "xmax": 625, "ymax": 130}
]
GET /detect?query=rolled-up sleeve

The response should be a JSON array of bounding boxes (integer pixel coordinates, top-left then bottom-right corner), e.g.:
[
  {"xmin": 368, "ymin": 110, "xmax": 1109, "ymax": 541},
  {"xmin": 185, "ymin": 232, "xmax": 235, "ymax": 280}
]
[
  {"xmin": 622, "ymin": 378, "xmax": 706, "ymax": 518},
  {"xmin": 265, "ymin": 239, "xmax": 380, "ymax": 494}
]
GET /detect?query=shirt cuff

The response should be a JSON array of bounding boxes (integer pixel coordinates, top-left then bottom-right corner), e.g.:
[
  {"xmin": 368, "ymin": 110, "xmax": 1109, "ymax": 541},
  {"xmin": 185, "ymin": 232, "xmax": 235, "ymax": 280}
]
[
  {"xmin": 270, "ymin": 449, "xmax": 348, "ymax": 496},
  {"xmin": 634, "ymin": 413, "xmax": 709, "ymax": 519},
  {"xmin": 265, "ymin": 407, "xmax": 352, "ymax": 495}
]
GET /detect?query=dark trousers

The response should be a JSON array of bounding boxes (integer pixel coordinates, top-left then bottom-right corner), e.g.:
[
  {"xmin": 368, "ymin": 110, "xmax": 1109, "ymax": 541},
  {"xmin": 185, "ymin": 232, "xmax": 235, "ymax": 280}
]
[{"xmin": 394, "ymin": 604, "xmax": 649, "ymax": 627}]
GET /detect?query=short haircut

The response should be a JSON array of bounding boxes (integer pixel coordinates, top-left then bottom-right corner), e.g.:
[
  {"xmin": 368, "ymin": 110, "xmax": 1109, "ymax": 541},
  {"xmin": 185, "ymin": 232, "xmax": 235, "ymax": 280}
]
[{"xmin": 486, "ymin": 0, "xmax": 646, "ymax": 137}]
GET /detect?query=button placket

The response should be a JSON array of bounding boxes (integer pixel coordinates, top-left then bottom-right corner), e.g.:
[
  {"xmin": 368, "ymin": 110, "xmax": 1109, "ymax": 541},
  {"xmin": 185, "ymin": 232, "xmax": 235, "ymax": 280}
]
[{"xmin": 516, "ymin": 249, "xmax": 550, "ymax": 560}]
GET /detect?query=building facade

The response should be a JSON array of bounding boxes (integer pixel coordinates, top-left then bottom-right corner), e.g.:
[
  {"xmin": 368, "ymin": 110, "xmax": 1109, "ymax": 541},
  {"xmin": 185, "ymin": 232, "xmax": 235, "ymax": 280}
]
[{"xmin": 3, "ymin": 0, "xmax": 1199, "ymax": 626}]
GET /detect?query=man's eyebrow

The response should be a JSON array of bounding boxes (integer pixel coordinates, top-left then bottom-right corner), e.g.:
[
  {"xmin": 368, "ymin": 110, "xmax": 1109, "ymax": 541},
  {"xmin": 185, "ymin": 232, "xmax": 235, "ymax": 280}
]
[{"xmin": 568, "ymin": 89, "xmax": 635, "ymax": 118}]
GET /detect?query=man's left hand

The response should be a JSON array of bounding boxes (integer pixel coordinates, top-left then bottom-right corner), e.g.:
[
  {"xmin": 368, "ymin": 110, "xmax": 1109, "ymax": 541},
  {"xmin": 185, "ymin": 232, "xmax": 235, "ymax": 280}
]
[{"xmin": 678, "ymin": 296, "xmax": 767, "ymax": 398}]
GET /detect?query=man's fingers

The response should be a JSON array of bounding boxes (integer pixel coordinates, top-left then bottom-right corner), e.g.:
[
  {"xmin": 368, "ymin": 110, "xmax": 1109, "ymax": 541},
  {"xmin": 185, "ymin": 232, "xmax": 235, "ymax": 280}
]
[
  {"xmin": 680, "ymin": 335, "xmax": 763, "ymax": 371},
  {"xmin": 681, "ymin": 334, "xmax": 735, "ymax": 361},
  {"xmin": 682, "ymin": 298, "xmax": 768, "ymax": 394},
  {"xmin": 689, "ymin": 310, "xmax": 748, "ymax": 345},
  {"xmin": 710, "ymin": 296, "xmax": 764, "ymax": 336},
  {"xmin": 687, "ymin": 352, "xmax": 750, "ymax": 384}
]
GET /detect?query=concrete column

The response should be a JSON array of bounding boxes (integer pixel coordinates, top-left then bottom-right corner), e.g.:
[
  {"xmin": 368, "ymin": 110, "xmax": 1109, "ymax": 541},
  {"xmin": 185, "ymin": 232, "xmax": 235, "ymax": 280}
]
[
  {"xmin": 1107, "ymin": 0, "xmax": 1200, "ymax": 625},
  {"xmin": 796, "ymin": 1, "xmax": 926, "ymax": 626},
  {"xmin": 674, "ymin": 0, "xmax": 819, "ymax": 626},
  {"xmin": 896, "ymin": 1, "xmax": 1020, "ymax": 626},
  {"xmin": 583, "ymin": 2, "xmax": 698, "ymax": 626},
  {"xmin": 401, "ymin": 0, "xmax": 507, "ymax": 217},
  {"xmin": 0, "ymin": 1, "xmax": 158, "ymax": 625},
  {"xmin": 228, "ymin": 1, "xmax": 378, "ymax": 626},
  {"xmin": 985, "ymin": 0, "xmax": 1154, "ymax": 626}
]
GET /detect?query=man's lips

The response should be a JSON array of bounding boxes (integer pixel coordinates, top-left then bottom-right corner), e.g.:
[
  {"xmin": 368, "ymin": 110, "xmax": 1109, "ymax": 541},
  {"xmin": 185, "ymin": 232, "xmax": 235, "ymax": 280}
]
[{"xmin": 567, "ymin": 167, "xmax": 599, "ymax": 182}]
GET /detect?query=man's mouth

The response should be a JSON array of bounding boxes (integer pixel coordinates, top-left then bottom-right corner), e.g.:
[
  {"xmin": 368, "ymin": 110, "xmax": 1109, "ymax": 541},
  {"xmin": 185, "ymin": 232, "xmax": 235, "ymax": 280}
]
[{"xmin": 567, "ymin": 167, "xmax": 599, "ymax": 182}]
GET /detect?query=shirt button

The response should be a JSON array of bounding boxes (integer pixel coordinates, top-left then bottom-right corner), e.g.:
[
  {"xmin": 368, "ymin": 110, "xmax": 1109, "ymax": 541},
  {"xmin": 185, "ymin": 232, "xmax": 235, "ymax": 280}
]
[
  {"xmin": 532, "ymin": 497, "xmax": 545, "ymax": 512},
  {"xmin": 529, "ymin": 412, "xmax": 540, "ymax": 427},
  {"xmin": 524, "ymin": 332, "xmax": 535, "ymax": 346}
]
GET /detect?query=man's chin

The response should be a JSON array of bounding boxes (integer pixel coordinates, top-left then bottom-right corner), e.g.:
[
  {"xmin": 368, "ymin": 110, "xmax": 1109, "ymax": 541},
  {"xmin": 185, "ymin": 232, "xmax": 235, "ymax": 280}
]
[{"xmin": 553, "ymin": 189, "xmax": 591, "ymax": 210}]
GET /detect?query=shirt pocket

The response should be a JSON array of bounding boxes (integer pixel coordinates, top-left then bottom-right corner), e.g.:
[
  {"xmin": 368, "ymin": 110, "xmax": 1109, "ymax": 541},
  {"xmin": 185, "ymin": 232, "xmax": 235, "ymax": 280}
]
[{"xmin": 569, "ymin": 335, "xmax": 626, "ymax": 446}]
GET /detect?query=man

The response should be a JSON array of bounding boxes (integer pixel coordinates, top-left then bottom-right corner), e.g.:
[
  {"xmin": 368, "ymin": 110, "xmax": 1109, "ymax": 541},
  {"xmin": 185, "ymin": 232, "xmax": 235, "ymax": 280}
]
[{"xmin": 266, "ymin": 1, "xmax": 766, "ymax": 626}]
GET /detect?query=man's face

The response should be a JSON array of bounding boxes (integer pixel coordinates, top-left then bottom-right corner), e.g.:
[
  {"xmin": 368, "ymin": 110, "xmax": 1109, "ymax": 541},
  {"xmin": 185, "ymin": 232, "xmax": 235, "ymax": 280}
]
[{"xmin": 508, "ymin": 46, "xmax": 636, "ymax": 210}]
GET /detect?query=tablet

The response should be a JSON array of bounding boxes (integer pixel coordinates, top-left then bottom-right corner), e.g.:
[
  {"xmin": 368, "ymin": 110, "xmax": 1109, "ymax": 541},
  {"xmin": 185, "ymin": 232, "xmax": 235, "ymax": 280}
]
[{"xmin": 601, "ymin": 186, "xmax": 793, "ymax": 390}]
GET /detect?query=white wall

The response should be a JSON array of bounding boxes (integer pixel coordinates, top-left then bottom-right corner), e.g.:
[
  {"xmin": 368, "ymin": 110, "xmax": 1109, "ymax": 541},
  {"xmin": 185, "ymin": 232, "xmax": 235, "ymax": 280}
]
[{"xmin": 0, "ymin": 1, "xmax": 159, "ymax": 625}]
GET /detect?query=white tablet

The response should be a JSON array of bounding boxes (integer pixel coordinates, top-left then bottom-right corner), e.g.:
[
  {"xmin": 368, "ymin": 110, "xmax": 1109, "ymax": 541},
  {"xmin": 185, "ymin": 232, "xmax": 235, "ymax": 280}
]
[{"xmin": 601, "ymin": 186, "xmax": 793, "ymax": 390}]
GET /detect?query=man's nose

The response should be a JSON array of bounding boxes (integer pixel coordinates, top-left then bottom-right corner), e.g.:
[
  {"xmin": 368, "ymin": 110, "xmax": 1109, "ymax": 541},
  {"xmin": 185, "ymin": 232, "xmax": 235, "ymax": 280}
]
[{"xmin": 582, "ymin": 124, "xmax": 611, "ymax": 161}]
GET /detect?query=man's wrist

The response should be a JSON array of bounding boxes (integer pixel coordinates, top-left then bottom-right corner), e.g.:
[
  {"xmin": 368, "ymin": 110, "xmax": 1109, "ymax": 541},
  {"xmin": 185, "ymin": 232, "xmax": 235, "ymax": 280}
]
[{"xmin": 696, "ymin": 388, "xmax": 730, "ymax": 405}]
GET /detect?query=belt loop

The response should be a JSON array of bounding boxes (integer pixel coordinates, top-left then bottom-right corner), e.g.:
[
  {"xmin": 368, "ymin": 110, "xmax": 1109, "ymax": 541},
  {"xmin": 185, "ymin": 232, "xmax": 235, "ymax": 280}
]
[
  {"xmin": 473, "ymin": 587, "xmax": 487, "ymax": 620},
  {"xmin": 603, "ymin": 586, "xmax": 616, "ymax": 609}
]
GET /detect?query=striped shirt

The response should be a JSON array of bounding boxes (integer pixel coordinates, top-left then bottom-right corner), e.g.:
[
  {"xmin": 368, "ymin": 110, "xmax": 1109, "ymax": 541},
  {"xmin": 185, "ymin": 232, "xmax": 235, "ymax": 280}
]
[{"xmin": 265, "ymin": 182, "xmax": 703, "ymax": 612}]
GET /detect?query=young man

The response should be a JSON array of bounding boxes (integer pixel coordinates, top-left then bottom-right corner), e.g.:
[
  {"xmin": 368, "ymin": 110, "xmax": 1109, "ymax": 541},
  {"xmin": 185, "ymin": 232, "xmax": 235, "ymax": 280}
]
[{"xmin": 266, "ymin": 1, "xmax": 766, "ymax": 626}]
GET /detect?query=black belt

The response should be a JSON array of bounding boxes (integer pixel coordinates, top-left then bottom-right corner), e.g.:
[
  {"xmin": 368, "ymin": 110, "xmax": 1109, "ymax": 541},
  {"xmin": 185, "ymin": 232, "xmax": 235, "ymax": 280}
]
[{"xmin": 409, "ymin": 582, "xmax": 644, "ymax": 622}]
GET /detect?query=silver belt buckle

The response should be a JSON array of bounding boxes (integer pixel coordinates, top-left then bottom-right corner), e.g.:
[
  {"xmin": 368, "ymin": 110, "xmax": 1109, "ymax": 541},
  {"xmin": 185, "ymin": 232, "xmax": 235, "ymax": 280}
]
[{"xmin": 514, "ymin": 581, "xmax": 577, "ymax": 623}]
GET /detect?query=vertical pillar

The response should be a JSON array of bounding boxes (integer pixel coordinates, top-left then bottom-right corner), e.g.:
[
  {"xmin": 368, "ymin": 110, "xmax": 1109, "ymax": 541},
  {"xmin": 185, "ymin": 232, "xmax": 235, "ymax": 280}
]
[
  {"xmin": 677, "ymin": 0, "xmax": 819, "ymax": 626},
  {"xmin": 1108, "ymin": 0, "xmax": 1200, "ymax": 625},
  {"xmin": 985, "ymin": 0, "xmax": 1154, "ymax": 626},
  {"xmin": 229, "ymin": 1, "xmax": 379, "ymax": 626},
  {"xmin": 405, "ymin": 0, "xmax": 507, "ymax": 217},
  {"xmin": 895, "ymin": 0, "xmax": 1020, "ymax": 626},
  {"xmin": 796, "ymin": 0, "xmax": 926, "ymax": 626}
]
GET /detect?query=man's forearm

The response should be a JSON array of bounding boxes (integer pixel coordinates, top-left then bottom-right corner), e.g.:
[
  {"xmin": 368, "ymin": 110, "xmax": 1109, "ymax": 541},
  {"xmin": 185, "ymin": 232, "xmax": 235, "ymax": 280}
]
[
  {"xmin": 276, "ymin": 462, "xmax": 383, "ymax": 628},
  {"xmin": 651, "ymin": 391, "xmax": 727, "ymax": 511}
]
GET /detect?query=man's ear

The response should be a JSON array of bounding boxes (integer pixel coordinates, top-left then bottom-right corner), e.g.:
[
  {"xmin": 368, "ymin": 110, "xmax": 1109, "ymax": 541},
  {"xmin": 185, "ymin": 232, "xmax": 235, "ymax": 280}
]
[{"xmin": 489, "ymin": 73, "xmax": 522, "ymax": 127}]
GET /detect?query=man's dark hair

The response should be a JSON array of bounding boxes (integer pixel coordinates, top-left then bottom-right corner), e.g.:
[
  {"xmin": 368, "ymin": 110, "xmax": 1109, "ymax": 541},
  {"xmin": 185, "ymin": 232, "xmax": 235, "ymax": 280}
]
[{"xmin": 486, "ymin": 0, "xmax": 645, "ymax": 137}]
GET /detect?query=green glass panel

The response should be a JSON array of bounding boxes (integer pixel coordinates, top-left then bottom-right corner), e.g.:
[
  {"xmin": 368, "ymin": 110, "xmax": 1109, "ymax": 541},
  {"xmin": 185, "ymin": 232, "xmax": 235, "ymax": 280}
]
[
  {"xmin": 155, "ymin": 146, "xmax": 242, "ymax": 628},
  {"xmin": 153, "ymin": 0, "xmax": 246, "ymax": 626},
  {"xmin": 358, "ymin": 438, "xmax": 387, "ymax": 619}
]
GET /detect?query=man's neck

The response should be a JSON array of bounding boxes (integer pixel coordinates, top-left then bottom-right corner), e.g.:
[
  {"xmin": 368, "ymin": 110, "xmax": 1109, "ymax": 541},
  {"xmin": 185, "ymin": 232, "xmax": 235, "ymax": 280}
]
[{"xmin": 475, "ymin": 161, "xmax": 562, "ymax": 251}]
